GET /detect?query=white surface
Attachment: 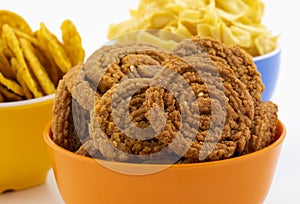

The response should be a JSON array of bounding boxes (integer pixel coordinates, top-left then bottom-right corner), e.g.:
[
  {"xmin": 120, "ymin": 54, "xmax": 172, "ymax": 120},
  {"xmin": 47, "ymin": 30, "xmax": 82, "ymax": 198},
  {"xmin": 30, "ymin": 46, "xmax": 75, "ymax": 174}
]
[{"xmin": 0, "ymin": 0, "xmax": 299, "ymax": 203}]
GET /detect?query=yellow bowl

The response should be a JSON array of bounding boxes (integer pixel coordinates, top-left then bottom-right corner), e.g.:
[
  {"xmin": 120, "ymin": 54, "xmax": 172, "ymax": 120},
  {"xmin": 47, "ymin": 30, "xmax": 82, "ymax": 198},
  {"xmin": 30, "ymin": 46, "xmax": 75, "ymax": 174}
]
[
  {"xmin": 0, "ymin": 94, "xmax": 54, "ymax": 193},
  {"xmin": 44, "ymin": 120, "xmax": 286, "ymax": 204}
]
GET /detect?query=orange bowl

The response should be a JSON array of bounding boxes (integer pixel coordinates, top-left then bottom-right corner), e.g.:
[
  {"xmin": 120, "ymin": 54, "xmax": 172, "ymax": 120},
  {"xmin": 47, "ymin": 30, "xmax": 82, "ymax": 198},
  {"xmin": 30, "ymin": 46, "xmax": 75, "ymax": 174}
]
[{"xmin": 44, "ymin": 120, "xmax": 286, "ymax": 204}]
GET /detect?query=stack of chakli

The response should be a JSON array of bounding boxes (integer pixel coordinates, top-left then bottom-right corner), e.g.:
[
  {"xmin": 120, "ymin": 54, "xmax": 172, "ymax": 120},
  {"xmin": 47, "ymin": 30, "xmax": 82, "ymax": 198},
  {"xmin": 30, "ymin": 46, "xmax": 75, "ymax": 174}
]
[{"xmin": 51, "ymin": 36, "xmax": 278, "ymax": 164}]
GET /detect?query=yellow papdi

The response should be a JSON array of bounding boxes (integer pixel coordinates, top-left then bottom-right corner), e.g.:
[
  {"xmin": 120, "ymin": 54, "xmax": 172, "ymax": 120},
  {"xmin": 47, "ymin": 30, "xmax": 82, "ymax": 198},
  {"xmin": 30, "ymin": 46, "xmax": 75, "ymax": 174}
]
[{"xmin": 108, "ymin": 0, "xmax": 278, "ymax": 56}]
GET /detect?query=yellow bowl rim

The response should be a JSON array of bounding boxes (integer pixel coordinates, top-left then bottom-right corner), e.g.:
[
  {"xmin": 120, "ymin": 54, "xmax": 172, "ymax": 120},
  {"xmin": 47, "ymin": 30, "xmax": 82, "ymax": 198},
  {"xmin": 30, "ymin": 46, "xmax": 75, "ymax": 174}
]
[{"xmin": 0, "ymin": 93, "xmax": 54, "ymax": 109}]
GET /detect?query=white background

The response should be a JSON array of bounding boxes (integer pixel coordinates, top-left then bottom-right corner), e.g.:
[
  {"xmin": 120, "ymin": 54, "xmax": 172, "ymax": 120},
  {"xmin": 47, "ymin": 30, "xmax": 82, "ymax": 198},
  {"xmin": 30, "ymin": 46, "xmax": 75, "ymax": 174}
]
[{"xmin": 0, "ymin": 0, "xmax": 299, "ymax": 203}]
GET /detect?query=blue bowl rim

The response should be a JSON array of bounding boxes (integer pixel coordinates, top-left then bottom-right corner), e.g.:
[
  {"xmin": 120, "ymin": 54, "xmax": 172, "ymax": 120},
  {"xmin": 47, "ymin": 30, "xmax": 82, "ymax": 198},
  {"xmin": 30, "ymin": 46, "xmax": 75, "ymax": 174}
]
[{"xmin": 253, "ymin": 46, "xmax": 281, "ymax": 62}]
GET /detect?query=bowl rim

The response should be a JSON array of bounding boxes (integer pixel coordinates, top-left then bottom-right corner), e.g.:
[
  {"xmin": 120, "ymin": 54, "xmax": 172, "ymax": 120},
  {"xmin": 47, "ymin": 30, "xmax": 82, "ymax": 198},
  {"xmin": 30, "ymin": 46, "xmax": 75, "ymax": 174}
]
[
  {"xmin": 0, "ymin": 93, "xmax": 55, "ymax": 109},
  {"xmin": 253, "ymin": 45, "xmax": 281, "ymax": 62},
  {"xmin": 44, "ymin": 120, "xmax": 286, "ymax": 169}
]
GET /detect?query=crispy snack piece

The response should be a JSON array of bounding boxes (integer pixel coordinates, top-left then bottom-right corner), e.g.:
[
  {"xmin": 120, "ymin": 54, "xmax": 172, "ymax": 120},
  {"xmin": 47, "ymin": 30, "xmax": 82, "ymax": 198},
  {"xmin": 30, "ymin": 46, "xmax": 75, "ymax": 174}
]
[
  {"xmin": 20, "ymin": 38, "xmax": 55, "ymax": 95},
  {"xmin": 61, "ymin": 20, "xmax": 85, "ymax": 66},
  {"xmin": 0, "ymin": 71, "xmax": 24, "ymax": 96},
  {"xmin": 0, "ymin": 38, "xmax": 13, "ymax": 58},
  {"xmin": 0, "ymin": 51, "xmax": 15, "ymax": 79},
  {"xmin": 38, "ymin": 23, "xmax": 72, "ymax": 73},
  {"xmin": 89, "ymin": 44, "xmax": 171, "ymax": 162},
  {"xmin": 92, "ymin": 85, "xmax": 169, "ymax": 162},
  {"xmin": 173, "ymin": 36, "xmax": 264, "ymax": 103},
  {"xmin": 83, "ymin": 41, "xmax": 168, "ymax": 90},
  {"xmin": 2, "ymin": 24, "xmax": 42, "ymax": 98},
  {"xmin": 61, "ymin": 62, "xmax": 95, "ymax": 111},
  {"xmin": 88, "ymin": 42, "xmax": 253, "ymax": 161},
  {"xmin": 13, "ymin": 28, "xmax": 39, "ymax": 46},
  {"xmin": 52, "ymin": 77, "xmax": 81, "ymax": 152},
  {"xmin": 52, "ymin": 63, "xmax": 90, "ymax": 152},
  {"xmin": 243, "ymin": 101, "xmax": 278, "ymax": 153},
  {"xmin": 10, "ymin": 57, "xmax": 33, "ymax": 99},
  {"xmin": 0, "ymin": 84, "xmax": 22, "ymax": 101},
  {"xmin": 0, "ymin": 10, "xmax": 33, "ymax": 35},
  {"xmin": 153, "ymin": 55, "xmax": 254, "ymax": 161},
  {"xmin": 34, "ymin": 29, "xmax": 63, "ymax": 87}
]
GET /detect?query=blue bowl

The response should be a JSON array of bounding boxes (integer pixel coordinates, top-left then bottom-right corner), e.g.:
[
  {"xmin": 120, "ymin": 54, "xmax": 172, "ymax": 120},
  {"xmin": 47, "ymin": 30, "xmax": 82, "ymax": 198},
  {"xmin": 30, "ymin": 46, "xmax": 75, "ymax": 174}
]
[{"xmin": 254, "ymin": 47, "xmax": 281, "ymax": 101}]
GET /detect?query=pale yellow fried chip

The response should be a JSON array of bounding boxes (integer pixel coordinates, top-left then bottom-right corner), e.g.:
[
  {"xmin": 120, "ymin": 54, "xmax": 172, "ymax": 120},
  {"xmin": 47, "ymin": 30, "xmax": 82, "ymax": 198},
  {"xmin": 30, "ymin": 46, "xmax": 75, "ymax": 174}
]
[
  {"xmin": 39, "ymin": 23, "xmax": 72, "ymax": 73},
  {"xmin": 137, "ymin": 31, "xmax": 178, "ymax": 50},
  {"xmin": 2, "ymin": 24, "xmax": 42, "ymax": 98},
  {"xmin": 0, "ymin": 83, "xmax": 23, "ymax": 102},
  {"xmin": 10, "ymin": 57, "xmax": 33, "ymax": 99},
  {"xmin": 20, "ymin": 38, "xmax": 55, "ymax": 95},
  {"xmin": 149, "ymin": 11, "xmax": 175, "ymax": 29},
  {"xmin": 178, "ymin": 11, "xmax": 203, "ymax": 36},
  {"xmin": 232, "ymin": 21, "xmax": 267, "ymax": 34},
  {"xmin": 254, "ymin": 34, "xmax": 279, "ymax": 56},
  {"xmin": 215, "ymin": 0, "xmax": 248, "ymax": 21},
  {"xmin": 197, "ymin": 23, "xmax": 212, "ymax": 37},
  {"xmin": 165, "ymin": 3, "xmax": 185, "ymax": 14},
  {"xmin": 61, "ymin": 20, "xmax": 85, "ymax": 66},
  {"xmin": 179, "ymin": 9, "xmax": 202, "ymax": 22},
  {"xmin": 210, "ymin": 22, "xmax": 222, "ymax": 41},
  {"xmin": 238, "ymin": 0, "xmax": 264, "ymax": 24},
  {"xmin": 169, "ymin": 23, "xmax": 193, "ymax": 38},
  {"xmin": 221, "ymin": 23, "xmax": 251, "ymax": 47},
  {"xmin": 0, "ymin": 71, "xmax": 24, "ymax": 96},
  {"xmin": 0, "ymin": 10, "xmax": 33, "ymax": 35}
]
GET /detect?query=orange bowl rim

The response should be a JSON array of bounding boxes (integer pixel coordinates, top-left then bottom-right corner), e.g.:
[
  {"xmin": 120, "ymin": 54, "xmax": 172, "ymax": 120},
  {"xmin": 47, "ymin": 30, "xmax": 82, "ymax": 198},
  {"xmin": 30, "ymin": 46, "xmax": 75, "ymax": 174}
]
[{"xmin": 44, "ymin": 120, "xmax": 286, "ymax": 169}]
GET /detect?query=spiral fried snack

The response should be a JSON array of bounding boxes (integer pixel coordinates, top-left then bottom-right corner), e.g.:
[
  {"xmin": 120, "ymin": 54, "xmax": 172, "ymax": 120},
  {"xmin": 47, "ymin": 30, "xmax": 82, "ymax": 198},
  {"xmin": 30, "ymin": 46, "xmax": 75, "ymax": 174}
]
[
  {"xmin": 173, "ymin": 36, "xmax": 264, "ymax": 104},
  {"xmin": 243, "ymin": 101, "xmax": 278, "ymax": 153},
  {"xmin": 52, "ymin": 63, "xmax": 91, "ymax": 152},
  {"xmin": 173, "ymin": 36, "xmax": 277, "ymax": 156},
  {"xmin": 52, "ymin": 37, "xmax": 278, "ymax": 163}
]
